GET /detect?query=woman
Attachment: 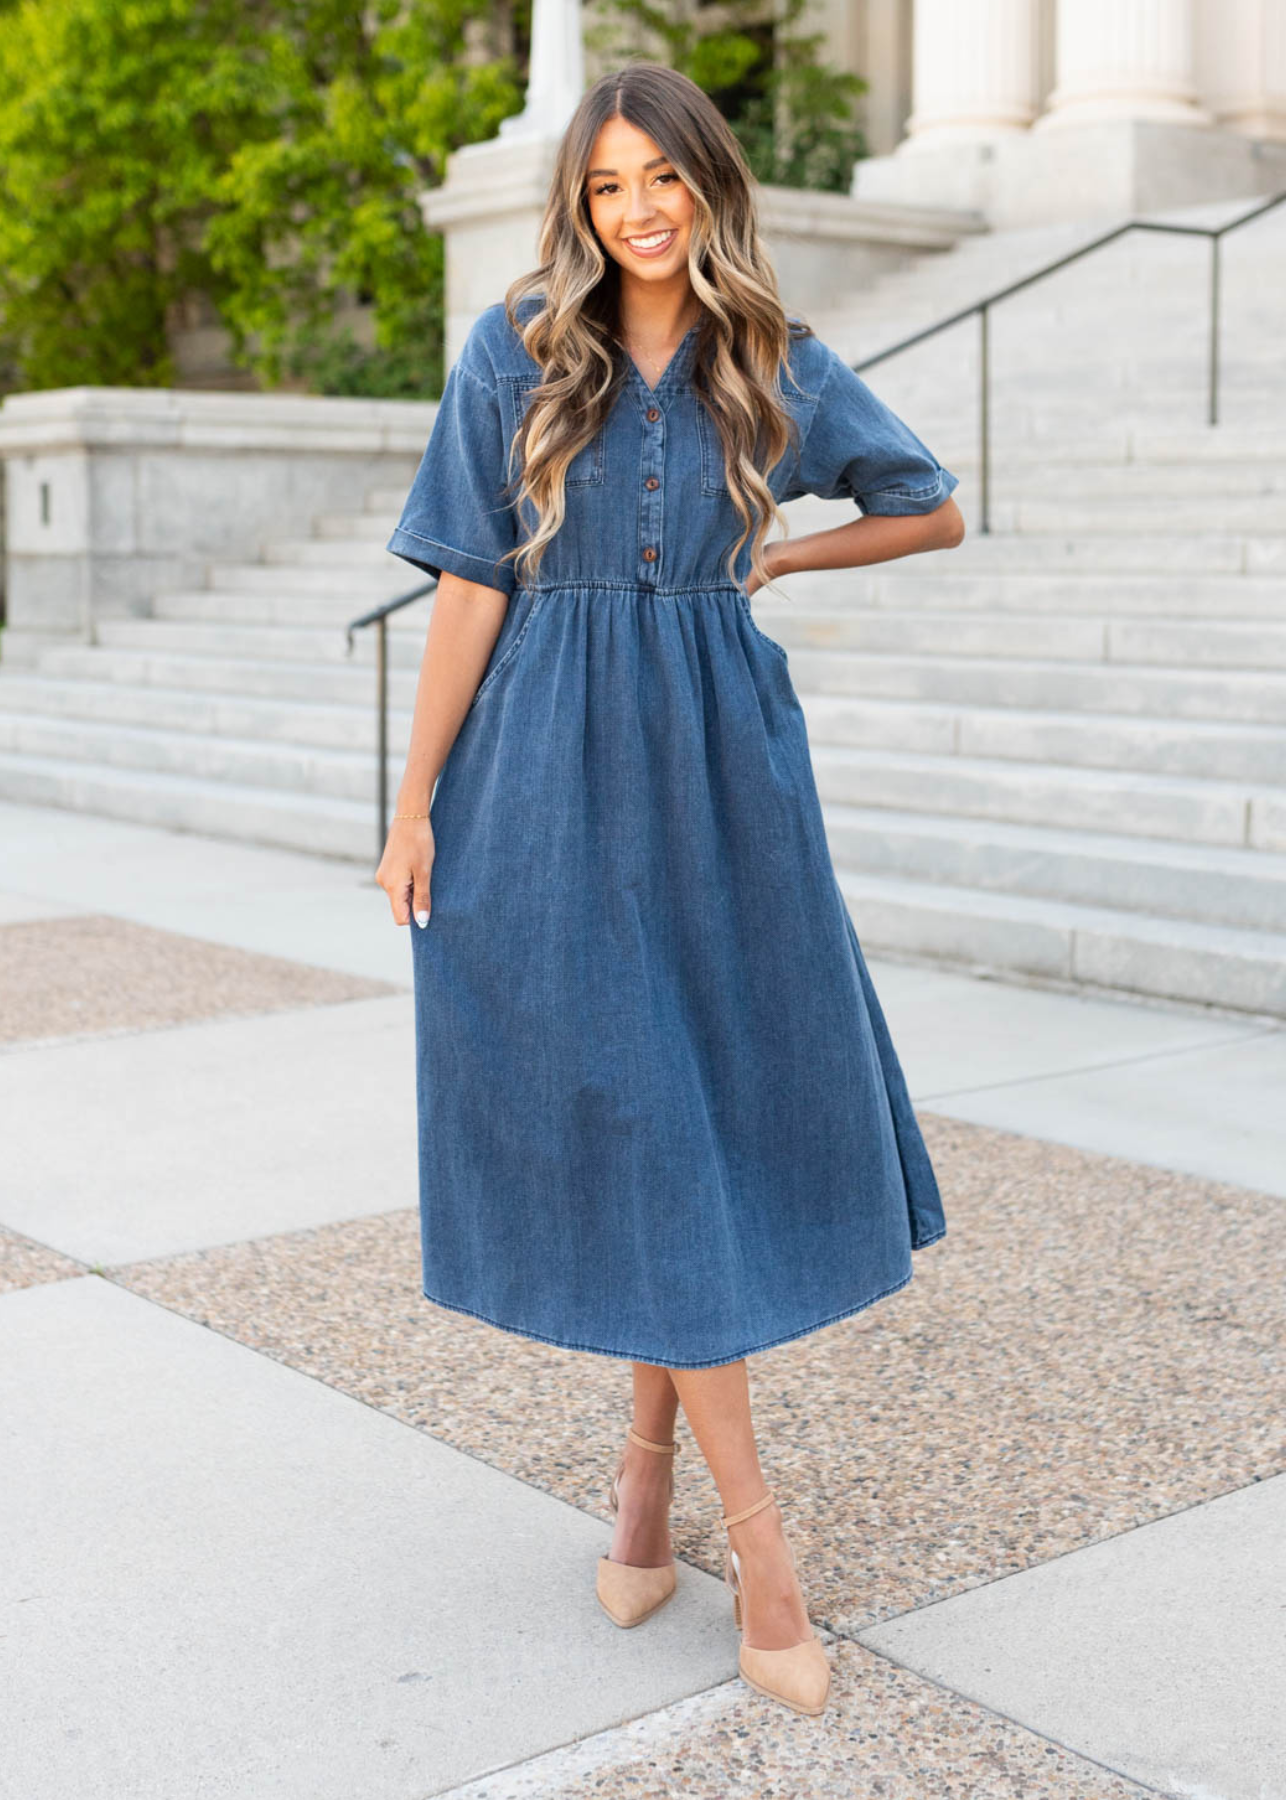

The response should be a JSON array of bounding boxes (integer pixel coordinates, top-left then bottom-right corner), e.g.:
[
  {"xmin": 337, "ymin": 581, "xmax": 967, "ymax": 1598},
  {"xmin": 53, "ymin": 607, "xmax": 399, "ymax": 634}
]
[{"xmin": 377, "ymin": 62, "xmax": 963, "ymax": 1719}]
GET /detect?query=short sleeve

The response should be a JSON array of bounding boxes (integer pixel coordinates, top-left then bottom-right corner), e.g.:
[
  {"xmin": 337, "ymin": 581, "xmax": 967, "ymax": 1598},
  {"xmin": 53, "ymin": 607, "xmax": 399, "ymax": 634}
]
[
  {"xmin": 795, "ymin": 346, "xmax": 959, "ymax": 516},
  {"xmin": 385, "ymin": 335, "xmax": 518, "ymax": 597}
]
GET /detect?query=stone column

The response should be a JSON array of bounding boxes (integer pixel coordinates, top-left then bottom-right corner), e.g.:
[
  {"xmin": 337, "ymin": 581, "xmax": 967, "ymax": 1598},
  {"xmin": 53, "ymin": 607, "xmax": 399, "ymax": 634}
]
[
  {"xmin": 1035, "ymin": 0, "xmax": 1212, "ymax": 129},
  {"xmin": 1196, "ymin": 0, "xmax": 1286, "ymax": 142},
  {"xmin": 496, "ymin": 0, "xmax": 584, "ymax": 143},
  {"xmin": 899, "ymin": 0, "xmax": 1042, "ymax": 150},
  {"xmin": 421, "ymin": 0, "xmax": 585, "ymax": 364}
]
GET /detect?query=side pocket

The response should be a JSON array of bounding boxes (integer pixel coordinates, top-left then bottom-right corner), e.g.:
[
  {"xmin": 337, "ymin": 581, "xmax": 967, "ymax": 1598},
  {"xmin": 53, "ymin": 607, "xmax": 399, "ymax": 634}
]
[
  {"xmin": 468, "ymin": 592, "xmax": 547, "ymax": 711},
  {"xmin": 734, "ymin": 589, "xmax": 790, "ymax": 666}
]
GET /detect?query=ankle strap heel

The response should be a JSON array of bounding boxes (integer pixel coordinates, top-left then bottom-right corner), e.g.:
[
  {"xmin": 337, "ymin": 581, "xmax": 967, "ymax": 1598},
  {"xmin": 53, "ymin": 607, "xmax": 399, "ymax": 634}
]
[
  {"xmin": 627, "ymin": 1426, "xmax": 681, "ymax": 1456},
  {"xmin": 719, "ymin": 1485, "xmax": 831, "ymax": 1718},
  {"xmin": 596, "ymin": 1425, "xmax": 681, "ymax": 1630},
  {"xmin": 721, "ymin": 1488, "xmax": 775, "ymax": 1529}
]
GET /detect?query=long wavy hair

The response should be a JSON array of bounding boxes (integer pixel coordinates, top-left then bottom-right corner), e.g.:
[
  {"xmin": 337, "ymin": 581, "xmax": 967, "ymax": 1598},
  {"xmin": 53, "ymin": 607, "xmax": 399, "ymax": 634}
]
[{"xmin": 498, "ymin": 62, "xmax": 814, "ymax": 591}]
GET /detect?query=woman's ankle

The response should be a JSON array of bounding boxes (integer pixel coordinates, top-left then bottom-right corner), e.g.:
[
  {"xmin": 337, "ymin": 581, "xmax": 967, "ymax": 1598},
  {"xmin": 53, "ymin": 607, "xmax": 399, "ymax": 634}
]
[{"xmin": 629, "ymin": 1418, "xmax": 678, "ymax": 1447}]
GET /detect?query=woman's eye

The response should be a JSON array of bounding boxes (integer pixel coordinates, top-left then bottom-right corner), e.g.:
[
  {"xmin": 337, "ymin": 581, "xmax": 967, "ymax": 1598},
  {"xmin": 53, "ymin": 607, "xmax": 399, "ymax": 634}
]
[{"xmin": 589, "ymin": 172, "xmax": 679, "ymax": 196}]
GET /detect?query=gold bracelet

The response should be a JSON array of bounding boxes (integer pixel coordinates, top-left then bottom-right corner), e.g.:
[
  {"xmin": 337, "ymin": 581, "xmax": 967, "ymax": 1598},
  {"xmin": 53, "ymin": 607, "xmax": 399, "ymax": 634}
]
[{"xmin": 392, "ymin": 812, "xmax": 429, "ymax": 820}]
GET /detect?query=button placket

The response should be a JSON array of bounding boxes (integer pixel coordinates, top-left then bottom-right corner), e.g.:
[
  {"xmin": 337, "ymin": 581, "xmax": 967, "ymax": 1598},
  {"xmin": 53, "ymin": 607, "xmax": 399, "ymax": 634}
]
[{"xmin": 640, "ymin": 400, "xmax": 665, "ymax": 581}]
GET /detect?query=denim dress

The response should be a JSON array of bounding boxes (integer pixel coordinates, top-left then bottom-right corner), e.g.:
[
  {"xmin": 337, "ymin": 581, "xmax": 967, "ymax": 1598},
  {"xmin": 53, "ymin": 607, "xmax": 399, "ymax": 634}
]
[{"xmin": 386, "ymin": 296, "xmax": 958, "ymax": 1369}]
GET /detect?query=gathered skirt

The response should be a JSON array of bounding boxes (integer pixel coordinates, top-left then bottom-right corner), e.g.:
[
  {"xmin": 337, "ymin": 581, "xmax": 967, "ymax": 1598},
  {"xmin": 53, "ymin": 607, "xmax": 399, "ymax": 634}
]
[{"xmin": 410, "ymin": 578, "xmax": 946, "ymax": 1368}]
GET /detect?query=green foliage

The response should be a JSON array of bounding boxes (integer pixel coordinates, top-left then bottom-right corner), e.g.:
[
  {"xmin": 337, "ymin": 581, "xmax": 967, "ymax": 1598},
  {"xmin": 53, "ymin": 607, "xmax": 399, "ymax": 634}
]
[
  {"xmin": 586, "ymin": 0, "xmax": 867, "ymax": 193},
  {"xmin": 0, "ymin": 0, "xmax": 267, "ymax": 390},
  {"xmin": 0, "ymin": 0, "xmax": 525, "ymax": 398},
  {"xmin": 206, "ymin": 1, "xmax": 525, "ymax": 396},
  {"xmin": 0, "ymin": 0, "xmax": 864, "ymax": 402}
]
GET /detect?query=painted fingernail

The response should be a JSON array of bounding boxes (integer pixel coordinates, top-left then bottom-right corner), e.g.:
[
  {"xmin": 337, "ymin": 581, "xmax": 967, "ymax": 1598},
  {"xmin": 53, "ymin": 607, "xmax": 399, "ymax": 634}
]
[{"xmin": 415, "ymin": 910, "xmax": 429, "ymax": 927}]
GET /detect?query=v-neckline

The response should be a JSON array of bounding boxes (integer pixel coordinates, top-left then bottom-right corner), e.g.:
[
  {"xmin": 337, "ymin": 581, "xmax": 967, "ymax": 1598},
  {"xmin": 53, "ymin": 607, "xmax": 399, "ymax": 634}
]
[{"xmin": 622, "ymin": 321, "xmax": 700, "ymax": 396}]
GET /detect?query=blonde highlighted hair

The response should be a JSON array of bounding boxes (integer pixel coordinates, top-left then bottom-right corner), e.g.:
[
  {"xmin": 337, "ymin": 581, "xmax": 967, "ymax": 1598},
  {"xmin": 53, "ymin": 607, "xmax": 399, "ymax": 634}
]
[{"xmin": 497, "ymin": 61, "xmax": 814, "ymax": 591}]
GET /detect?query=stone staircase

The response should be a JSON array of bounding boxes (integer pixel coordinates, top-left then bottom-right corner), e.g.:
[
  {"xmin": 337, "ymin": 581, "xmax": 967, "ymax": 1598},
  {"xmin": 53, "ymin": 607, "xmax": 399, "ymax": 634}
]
[
  {"xmin": 1, "ymin": 194, "xmax": 1285, "ymax": 1015},
  {"xmin": 770, "ymin": 193, "xmax": 1286, "ymax": 1018},
  {"xmin": 0, "ymin": 508, "xmax": 429, "ymax": 862},
  {"xmin": 767, "ymin": 447, "xmax": 1286, "ymax": 1019}
]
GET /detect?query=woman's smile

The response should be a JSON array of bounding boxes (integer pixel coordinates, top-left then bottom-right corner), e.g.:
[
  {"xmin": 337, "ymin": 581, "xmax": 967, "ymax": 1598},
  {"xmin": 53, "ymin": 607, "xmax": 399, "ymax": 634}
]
[{"xmin": 623, "ymin": 227, "xmax": 678, "ymax": 258}]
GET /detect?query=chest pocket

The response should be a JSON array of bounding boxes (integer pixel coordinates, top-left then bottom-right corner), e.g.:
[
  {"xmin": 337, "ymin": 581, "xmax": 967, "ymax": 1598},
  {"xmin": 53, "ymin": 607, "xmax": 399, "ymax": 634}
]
[
  {"xmin": 697, "ymin": 402, "xmax": 806, "ymax": 499},
  {"xmin": 498, "ymin": 376, "xmax": 606, "ymax": 488},
  {"xmin": 696, "ymin": 403, "xmax": 730, "ymax": 497}
]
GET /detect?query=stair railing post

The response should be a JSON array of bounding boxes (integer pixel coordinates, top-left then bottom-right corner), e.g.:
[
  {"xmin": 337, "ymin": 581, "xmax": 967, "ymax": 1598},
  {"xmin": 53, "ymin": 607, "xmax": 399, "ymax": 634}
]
[
  {"xmin": 1208, "ymin": 231, "xmax": 1221, "ymax": 427},
  {"xmin": 377, "ymin": 614, "xmax": 389, "ymax": 860},
  {"xmin": 979, "ymin": 302, "xmax": 991, "ymax": 535}
]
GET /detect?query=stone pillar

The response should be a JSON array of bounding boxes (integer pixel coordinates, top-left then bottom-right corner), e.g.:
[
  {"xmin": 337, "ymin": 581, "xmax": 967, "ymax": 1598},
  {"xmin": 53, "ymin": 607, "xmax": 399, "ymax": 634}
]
[
  {"xmin": 1034, "ymin": 0, "xmax": 1212, "ymax": 129},
  {"xmin": 900, "ymin": 0, "xmax": 1042, "ymax": 149},
  {"xmin": 421, "ymin": 0, "xmax": 585, "ymax": 365},
  {"xmin": 496, "ymin": 0, "xmax": 584, "ymax": 143},
  {"xmin": 1196, "ymin": 0, "xmax": 1286, "ymax": 142},
  {"xmin": 852, "ymin": 0, "xmax": 1286, "ymax": 224}
]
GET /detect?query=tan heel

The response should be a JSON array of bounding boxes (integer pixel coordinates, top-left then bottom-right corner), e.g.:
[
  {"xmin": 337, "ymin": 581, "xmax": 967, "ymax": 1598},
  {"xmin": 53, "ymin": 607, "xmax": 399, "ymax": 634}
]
[
  {"xmin": 595, "ymin": 1426, "xmax": 680, "ymax": 1628},
  {"xmin": 721, "ymin": 1489, "xmax": 831, "ymax": 1717}
]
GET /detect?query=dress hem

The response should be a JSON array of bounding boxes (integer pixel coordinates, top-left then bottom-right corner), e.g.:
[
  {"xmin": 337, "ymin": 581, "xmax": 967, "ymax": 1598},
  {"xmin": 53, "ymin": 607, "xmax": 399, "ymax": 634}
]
[{"xmin": 420, "ymin": 1234, "xmax": 943, "ymax": 1369}]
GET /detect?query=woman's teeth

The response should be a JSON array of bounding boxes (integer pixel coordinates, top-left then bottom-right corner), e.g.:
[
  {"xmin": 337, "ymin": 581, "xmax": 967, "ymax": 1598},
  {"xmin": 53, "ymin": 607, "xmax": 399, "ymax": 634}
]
[{"xmin": 625, "ymin": 229, "xmax": 676, "ymax": 254}]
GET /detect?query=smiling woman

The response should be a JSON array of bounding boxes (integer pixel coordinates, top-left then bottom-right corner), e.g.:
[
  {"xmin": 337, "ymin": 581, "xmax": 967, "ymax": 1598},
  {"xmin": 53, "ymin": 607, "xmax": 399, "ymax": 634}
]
[
  {"xmin": 378, "ymin": 60, "xmax": 962, "ymax": 1724},
  {"xmin": 584, "ymin": 125, "xmax": 700, "ymax": 377}
]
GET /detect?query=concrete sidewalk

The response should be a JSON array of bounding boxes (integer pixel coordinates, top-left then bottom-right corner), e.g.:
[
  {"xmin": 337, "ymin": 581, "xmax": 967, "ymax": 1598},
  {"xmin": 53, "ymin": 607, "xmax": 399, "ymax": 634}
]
[{"xmin": 2, "ymin": 797, "xmax": 1282, "ymax": 1799}]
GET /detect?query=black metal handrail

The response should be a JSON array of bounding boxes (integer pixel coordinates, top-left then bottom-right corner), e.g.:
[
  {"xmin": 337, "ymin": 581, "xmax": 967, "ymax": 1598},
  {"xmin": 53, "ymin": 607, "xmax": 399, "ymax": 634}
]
[
  {"xmin": 345, "ymin": 578, "xmax": 436, "ymax": 860},
  {"xmin": 348, "ymin": 191, "xmax": 1286, "ymax": 848},
  {"xmin": 851, "ymin": 189, "xmax": 1286, "ymax": 533}
]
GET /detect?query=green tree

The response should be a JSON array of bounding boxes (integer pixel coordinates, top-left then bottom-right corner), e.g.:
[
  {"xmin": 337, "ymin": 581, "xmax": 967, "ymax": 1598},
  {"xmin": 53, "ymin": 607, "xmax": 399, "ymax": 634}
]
[
  {"xmin": 0, "ymin": 0, "xmax": 524, "ymax": 398},
  {"xmin": 586, "ymin": 0, "xmax": 867, "ymax": 193},
  {"xmin": 206, "ymin": 0, "xmax": 526, "ymax": 396}
]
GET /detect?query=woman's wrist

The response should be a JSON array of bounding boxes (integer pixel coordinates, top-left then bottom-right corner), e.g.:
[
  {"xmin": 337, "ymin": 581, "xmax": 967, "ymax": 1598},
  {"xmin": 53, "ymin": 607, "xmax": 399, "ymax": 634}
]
[
  {"xmin": 394, "ymin": 783, "xmax": 437, "ymax": 818},
  {"xmin": 765, "ymin": 538, "xmax": 795, "ymax": 580}
]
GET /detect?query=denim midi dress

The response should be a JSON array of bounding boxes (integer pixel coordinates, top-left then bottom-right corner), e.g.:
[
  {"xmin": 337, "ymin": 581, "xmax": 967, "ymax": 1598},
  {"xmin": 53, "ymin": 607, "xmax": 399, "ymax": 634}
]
[{"xmin": 386, "ymin": 296, "xmax": 958, "ymax": 1370}]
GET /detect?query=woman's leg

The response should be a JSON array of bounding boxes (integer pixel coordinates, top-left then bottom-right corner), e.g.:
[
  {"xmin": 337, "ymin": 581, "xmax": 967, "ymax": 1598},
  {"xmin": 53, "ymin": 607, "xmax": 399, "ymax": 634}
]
[
  {"xmin": 669, "ymin": 1360, "xmax": 813, "ymax": 1650},
  {"xmin": 607, "ymin": 1362, "xmax": 680, "ymax": 1566}
]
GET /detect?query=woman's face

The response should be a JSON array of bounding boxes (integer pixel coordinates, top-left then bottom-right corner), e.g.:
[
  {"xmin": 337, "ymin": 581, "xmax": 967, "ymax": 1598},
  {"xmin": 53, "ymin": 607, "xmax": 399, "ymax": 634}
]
[{"xmin": 584, "ymin": 116, "xmax": 694, "ymax": 286}]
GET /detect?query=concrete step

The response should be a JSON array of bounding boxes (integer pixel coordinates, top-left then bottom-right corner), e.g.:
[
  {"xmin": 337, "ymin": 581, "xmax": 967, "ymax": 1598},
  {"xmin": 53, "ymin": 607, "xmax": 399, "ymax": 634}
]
[
  {"xmin": 758, "ymin": 607, "xmax": 1286, "ymax": 670},
  {"xmin": 788, "ymin": 646, "xmax": 1286, "ymax": 725},
  {"xmin": 263, "ymin": 534, "xmax": 396, "ymax": 563},
  {"xmin": 367, "ymin": 487, "xmax": 423, "ymax": 513},
  {"xmin": 94, "ymin": 617, "xmax": 422, "ymax": 668},
  {"xmin": 799, "ymin": 693, "xmax": 1286, "ymax": 784},
  {"xmin": 994, "ymin": 495, "xmax": 1286, "ymax": 534},
  {"xmin": 32, "ymin": 644, "xmax": 417, "ymax": 707},
  {"xmin": 766, "ymin": 606, "xmax": 1106, "ymax": 660},
  {"xmin": 809, "ymin": 744, "xmax": 1282, "ymax": 850},
  {"xmin": 208, "ymin": 561, "xmax": 413, "ymax": 596},
  {"xmin": 982, "ymin": 460, "xmax": 1286, "ymax": 498},
  {"xmin": 313, "ymin": 514, "xmax": 401, "ymax": 542},
  {"xmin": 823, "ymin": 802, "xmax": 1286, "ymax": 933},
  {"xmin": 0, "ymin": 750, "xmax": 375, "ymax": 861},
  {"xmin": 836, "ymin": 868, "xmax": 1286, "ymax": 1019},
  {"xmin": 771, "ymin": 570, "xmax": 1286, "ymax": 618},
  {"xmin": 844, "ymin": 402, "xmax": 1286, "ymax": 445},
  {"xmin": 778, "ymin": 515, "xmax": 1255, "ymax": 573},
  {"xmin": 0, "ymin": 710, "xmax": 401, "ymax": 804},
  {"xmin": 942, "ymin": 427, "xmax": 1286, "ymax": 467},
  {"xmin": 153, "ymin": 588, "xmax": 432, "ymax": 630},
  {"xmin": 0, "ymin": 672, "xmax": 410, "ymax": 754}
]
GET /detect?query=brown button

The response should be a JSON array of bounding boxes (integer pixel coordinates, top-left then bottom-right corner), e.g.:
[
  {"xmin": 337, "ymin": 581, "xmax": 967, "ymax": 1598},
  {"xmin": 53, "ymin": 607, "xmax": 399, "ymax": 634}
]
[
  {"xmin": 642, "ymin": 546, "xmax": 657, "ymax": 562},
  {"xmin": 645, "ymin": 476, "xmax": 660, "ymax": 490},
  {"xmin": 646, "ymin": 407, "xmax": 660, "ymax": 422}
]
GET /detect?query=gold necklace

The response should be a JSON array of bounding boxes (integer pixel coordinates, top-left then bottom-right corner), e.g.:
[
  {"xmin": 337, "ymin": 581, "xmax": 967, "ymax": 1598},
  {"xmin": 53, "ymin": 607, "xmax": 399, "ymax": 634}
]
[
  {"xmin": 624, "ymin": 336, "xmax": 669, "ymax": 382},
  {"xmin": 622, "ymin": 318, "xmax": 698, "ymax": 385}
]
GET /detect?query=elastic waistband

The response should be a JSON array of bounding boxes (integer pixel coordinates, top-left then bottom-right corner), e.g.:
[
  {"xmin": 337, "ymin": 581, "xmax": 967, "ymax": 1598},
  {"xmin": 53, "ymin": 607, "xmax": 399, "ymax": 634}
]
[{"xmin": 519, "ymin": 580, "xmax": 744, "ymax": 596}]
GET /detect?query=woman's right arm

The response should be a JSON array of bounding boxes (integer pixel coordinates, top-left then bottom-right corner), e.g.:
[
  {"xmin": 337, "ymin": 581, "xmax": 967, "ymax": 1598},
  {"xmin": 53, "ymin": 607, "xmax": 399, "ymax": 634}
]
[{"xmin": 374, "ymin": 571, "xmax": 509, "ymax": 929}]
